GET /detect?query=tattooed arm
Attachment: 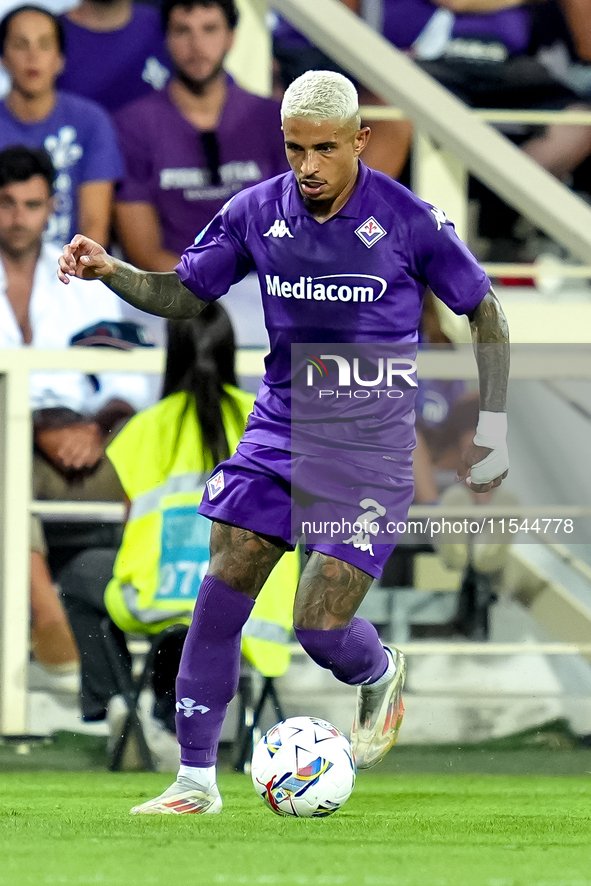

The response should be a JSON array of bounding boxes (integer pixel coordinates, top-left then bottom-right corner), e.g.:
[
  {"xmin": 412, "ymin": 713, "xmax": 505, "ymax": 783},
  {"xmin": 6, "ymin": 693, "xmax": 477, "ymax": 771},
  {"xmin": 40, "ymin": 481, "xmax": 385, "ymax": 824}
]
[
  {"xmin": 468, "ymin": 287, "xmax": 510, "ymax": 412},
  {"xmin": 456, "ymin": 287, "xmax": 510, "ymax": 493},
  {"xmin": 57, "ymin": 235, "xmax": 205, "ymax": 319}
]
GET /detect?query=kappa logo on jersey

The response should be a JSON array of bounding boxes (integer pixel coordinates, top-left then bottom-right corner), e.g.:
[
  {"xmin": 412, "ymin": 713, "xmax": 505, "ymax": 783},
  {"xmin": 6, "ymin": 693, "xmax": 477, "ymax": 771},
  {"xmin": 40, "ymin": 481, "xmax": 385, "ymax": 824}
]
[
  {"xmin": 175, "ymin": 697, "xmax": 210, "ymax": 718},
  {"xmin": 207, "ymin": 470, "xmax": 225, "ymax": 499},
  {"xmin": 355, "ymin": 216, "xmax": 387, "ymax": 248},
  {"xmin": 431, "ymin": 206, "xmax": 447, "ymax": 230},
  {"xmin": 263, "ymin": 220, "xmax": 294, "ymax": 238}
]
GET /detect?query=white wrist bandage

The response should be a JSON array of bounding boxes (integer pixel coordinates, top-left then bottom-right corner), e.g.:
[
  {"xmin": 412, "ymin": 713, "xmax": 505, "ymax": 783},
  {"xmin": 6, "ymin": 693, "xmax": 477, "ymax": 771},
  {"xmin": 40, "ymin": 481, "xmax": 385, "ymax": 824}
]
[
  {"xmin": 471, "ymin": 411, "xmax": 509, "ymax": 485},
  {"xmin": 473, "ymin": 411, "xmax": 507, "ymax": 450}
]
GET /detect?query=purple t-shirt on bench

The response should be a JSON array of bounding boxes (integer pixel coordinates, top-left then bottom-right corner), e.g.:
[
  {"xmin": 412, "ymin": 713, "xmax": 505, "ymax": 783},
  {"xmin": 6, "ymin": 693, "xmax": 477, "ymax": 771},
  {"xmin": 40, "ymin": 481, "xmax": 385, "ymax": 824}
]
[
  {"xmin": 176, "ymin": 163, "xmax": 490, "ymax": 470},
  {"xmin": 382, "ymin": 0, "xmax": 532, "ymax": 56},
  {"xmin": 273, "ymin": 0, "xmax": 532, "ymax": 59}
]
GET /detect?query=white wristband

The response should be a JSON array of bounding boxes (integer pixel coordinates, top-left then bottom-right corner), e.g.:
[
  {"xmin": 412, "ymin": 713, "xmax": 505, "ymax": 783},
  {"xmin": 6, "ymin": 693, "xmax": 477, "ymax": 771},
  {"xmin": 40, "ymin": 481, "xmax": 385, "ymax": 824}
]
[{"xmin": 473, "ymin": 411, "xmax": 507, "ymax": 450}]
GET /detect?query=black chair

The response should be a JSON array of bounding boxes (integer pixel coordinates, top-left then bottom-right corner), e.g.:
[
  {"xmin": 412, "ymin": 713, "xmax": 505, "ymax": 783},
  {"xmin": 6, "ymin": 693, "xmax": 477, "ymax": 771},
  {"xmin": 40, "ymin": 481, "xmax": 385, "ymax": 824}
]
[
  {"xmin": 101, "ymin": 618, "xmax": 188, "ymax": 771},
  {"xmin": 101, "ymin": 617, "xmax": 286, "ymax": 773}
]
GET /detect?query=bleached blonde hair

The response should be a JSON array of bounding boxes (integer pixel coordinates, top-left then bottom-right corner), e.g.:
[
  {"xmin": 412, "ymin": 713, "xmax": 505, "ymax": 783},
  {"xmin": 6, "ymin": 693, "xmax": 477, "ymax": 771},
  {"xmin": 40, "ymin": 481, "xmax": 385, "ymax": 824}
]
[{"xmin": 280, "ymin": 70, "xmax": 361, "ymax": 129}]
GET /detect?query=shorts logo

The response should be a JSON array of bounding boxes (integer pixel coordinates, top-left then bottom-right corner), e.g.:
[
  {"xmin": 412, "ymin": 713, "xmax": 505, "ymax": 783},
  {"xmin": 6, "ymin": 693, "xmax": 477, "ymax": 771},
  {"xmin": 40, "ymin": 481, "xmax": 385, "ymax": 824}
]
[
  {"xmin": 355, "ymin": 216, "xmax": 386, "ymax": 248},
  {"xmin": 264, "ymin": 219, "xmax": 294, "ymax": 238},
  {"xmin": 344, "ymin": 498, "xmax": 387, "ymax": 556},
  {"xmin": 207, "ymin": 470, "xmax": 225, "ymax": 499}
]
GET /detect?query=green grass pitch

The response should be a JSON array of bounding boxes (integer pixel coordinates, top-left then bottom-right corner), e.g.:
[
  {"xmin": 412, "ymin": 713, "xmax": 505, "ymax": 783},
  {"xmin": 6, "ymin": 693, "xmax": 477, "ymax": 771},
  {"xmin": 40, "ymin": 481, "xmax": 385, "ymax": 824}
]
[{"xmin": 2, "ymin": 770, "xmax": 591, "ymax": 886}]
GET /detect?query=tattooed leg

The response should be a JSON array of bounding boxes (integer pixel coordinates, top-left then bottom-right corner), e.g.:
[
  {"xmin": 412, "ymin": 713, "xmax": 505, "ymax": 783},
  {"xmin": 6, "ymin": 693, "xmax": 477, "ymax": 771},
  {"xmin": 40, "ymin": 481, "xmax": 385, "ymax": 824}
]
[
  {"xmin": 294, "ymin": 551, "xmax": 373, "ymax": 629},
  {"xmin": 208, "ymin": 520, "xmax": 288, "ymax": 599},
  {"xmin": 175, "ymin": 520, "xmax": 288, "ymax": 764},
  {"xmin": 293, "ymin": 552, "xmax": 388, "ymax": 686}
]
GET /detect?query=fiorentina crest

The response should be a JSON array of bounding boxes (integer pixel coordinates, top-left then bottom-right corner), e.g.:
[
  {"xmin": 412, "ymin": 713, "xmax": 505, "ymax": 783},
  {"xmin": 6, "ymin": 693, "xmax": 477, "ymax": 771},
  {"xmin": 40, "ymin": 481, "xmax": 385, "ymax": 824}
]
[
  {"xmin": 355, "ymin": 216, "xmax": 387, "ymax": 248},
  {"xmin": 207, "ymin": 469, "xmax": 225, "ymax": 499}
]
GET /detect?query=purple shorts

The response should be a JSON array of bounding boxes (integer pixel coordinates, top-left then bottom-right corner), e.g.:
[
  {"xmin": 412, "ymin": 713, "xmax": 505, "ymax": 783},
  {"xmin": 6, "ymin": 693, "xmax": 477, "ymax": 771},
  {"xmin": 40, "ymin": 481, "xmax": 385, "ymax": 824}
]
[{"xmin": 199, "ymin": 442, "xmax": 414, "ymax": 579}]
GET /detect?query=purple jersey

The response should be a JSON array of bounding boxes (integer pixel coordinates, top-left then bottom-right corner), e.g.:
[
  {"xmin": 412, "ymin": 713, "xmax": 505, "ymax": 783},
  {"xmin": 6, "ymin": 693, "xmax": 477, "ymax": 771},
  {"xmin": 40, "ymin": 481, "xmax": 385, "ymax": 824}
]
[
  {"xmin": 57, "ymin": 5, "xmax": 171, "ymax": 114},
  {"xmin": 0, "ymin": 91, "xmax": 123, "ymax": 245},
  {"xmin": 274, "ymin": 0, "xmax": 532, "ymax": 59},
  {"xmin": 382, "ymin": 0, "xmax": 532, "ymax": 56},
  {"xmin": 114, "ymin": 82, "xmax": 288, "ymax": 256},
  {"xmin": 176, "ymin": 164, "xmax": 490, "ymax": 470}
]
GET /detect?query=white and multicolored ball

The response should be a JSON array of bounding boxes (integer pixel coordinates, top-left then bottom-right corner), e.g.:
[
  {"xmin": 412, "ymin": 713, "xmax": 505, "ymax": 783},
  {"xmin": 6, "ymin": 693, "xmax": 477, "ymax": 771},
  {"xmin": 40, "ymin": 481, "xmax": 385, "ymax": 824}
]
[{"xmin": 251, "ymin": 716, "xmax": 356, "ymax": 818}]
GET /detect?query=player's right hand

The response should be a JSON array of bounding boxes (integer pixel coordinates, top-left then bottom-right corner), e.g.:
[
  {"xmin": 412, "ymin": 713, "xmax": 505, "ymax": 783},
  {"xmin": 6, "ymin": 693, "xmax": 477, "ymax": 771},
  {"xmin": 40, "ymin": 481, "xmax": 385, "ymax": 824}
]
[{"xmin": 57, "ymin": 234, "xmax": 116, "ymax": 284}]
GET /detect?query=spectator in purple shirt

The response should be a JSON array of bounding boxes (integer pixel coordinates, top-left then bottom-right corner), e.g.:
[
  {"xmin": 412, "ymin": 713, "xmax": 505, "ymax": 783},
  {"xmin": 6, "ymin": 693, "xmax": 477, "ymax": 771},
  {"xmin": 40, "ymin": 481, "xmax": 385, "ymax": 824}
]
[
  {"xmin": 0, "ymin": 5, "xmax": 123, "ymax": 245},
  {"xmin": 57, "ymin": 0, "xmax": 171, "ymax": 114},
  {"xmin": 113, "ymin": 0, "xmax": 287, "ymax": 272}
]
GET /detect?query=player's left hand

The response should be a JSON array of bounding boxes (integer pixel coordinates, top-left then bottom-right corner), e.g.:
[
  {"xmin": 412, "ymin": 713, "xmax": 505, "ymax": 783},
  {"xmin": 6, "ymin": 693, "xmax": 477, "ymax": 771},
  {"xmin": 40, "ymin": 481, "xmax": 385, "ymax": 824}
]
[{"xmin": 456, "ymin": 442, "xmax": 509, "ymax": 494}]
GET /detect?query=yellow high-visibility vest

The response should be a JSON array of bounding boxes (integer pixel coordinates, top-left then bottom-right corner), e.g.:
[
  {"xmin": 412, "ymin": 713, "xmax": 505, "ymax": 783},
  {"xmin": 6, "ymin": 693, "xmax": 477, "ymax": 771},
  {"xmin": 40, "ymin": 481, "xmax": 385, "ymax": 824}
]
[{"xmin": 105, "ymin": 388, "xmax": 298, "ymax": 678}]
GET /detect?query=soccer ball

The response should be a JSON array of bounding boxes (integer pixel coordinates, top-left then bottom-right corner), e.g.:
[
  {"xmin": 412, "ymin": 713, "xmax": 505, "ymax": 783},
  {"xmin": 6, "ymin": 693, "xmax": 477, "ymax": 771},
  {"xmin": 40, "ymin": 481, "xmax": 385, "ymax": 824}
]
[{"xmin": 251, "ymin": 716, "xmax": 356, "ymax": 818}]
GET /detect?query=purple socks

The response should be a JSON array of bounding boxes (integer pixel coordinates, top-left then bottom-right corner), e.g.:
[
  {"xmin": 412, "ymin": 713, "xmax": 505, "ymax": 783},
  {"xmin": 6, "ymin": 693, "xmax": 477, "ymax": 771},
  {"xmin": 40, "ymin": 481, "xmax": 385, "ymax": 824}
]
[
  {"xmin": 294, "ymin": 617, "xmax": 389, "ymax": 686},
  {"xmin": 175, "ymin": 577, "xmax": 387, "ymax": 766},
  {"xmin": 175, "ymin": 575, "xmax": 254, "ymax": 766}
]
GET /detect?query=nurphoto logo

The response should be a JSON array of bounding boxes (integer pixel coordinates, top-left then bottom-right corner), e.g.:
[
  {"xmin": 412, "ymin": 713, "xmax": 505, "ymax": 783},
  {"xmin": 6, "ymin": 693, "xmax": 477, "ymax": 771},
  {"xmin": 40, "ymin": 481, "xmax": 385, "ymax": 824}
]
[{"xmin": 306, "ymin": 353, "xmax": 418, "ymax": 398}]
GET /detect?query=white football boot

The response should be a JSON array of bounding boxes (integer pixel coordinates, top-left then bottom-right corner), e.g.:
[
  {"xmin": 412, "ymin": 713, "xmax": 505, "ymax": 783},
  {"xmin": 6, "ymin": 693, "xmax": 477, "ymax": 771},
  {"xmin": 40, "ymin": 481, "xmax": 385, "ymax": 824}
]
[
  {"xmin": 351, "ymin": 646, "xmax": 406, "ymax": 770},
  {"xmin": 130, "ymin": 778, "xmax": 222, "ymax": 815}
]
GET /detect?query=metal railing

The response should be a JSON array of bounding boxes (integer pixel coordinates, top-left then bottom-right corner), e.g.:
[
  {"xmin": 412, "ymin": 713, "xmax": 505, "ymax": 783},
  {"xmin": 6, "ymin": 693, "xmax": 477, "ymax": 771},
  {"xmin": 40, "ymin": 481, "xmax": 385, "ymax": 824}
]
[
  {"xmin": 274, "ymin": 0, "xmax": 591, "ymax": 270},
  {"xmin": 2, "ymin": 346, "xmax": 591, "ymax": 734}
]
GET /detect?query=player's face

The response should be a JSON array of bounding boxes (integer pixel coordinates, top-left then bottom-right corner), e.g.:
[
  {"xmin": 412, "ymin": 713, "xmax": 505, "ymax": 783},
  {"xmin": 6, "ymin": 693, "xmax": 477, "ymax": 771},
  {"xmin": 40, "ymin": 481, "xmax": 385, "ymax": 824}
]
[
  {"xmin": 0, "ymin": 176, "xmax": 52, "ymax": 258},
  {"xmin": 166, "ymin": 4, "xmax": 234, "ymax": 90},
  {"xmin": 1, "ymin": 10, "xmax": 64, "ymax": 99},
  {"xmin": 283, "ymin": 117, "xmax": 370, "ymax": 216}
]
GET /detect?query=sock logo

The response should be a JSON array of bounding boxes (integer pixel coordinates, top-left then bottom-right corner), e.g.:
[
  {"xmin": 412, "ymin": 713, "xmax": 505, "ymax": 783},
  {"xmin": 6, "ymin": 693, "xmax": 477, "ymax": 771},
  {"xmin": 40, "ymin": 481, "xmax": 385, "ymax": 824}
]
[{"xmin": 176, "ymin": 697, "xmax": 210, "ymax": 717}]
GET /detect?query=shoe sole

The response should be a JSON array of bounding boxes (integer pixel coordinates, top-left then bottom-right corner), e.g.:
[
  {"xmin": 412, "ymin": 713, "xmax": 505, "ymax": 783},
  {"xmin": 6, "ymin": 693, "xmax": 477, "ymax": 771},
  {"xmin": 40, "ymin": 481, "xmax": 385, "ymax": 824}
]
[{"xmin": 130, "ymin": 790, "xmax": 222, "ymax": 815}]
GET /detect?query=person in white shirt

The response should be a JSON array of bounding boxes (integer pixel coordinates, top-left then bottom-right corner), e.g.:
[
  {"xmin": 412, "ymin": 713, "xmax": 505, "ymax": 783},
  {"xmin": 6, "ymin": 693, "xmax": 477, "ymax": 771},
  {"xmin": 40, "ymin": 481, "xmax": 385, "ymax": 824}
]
[{"xmin": 0, "ymin": 144, "xmax": 153, "ymax": 684}]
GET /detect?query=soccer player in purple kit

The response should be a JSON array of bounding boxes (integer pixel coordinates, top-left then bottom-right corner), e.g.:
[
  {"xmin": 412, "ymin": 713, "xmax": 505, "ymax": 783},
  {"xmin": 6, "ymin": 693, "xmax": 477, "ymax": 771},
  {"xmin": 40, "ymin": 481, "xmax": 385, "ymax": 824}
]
[{"xmin": 58, "ymin": 70, "xmax": 510, "ymax": 815}]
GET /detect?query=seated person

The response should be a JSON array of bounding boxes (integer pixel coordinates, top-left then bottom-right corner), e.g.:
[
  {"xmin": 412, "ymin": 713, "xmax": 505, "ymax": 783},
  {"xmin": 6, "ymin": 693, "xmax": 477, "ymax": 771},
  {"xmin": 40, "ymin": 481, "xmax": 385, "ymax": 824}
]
[
  {"xmin": 401, "ymin": 0, "xmax": 591, "ymax": 183},
  {"xmin": 29, "ymin": 512, "xmax": 79, "ymax": 690},
  {"xmin": 273, "ymin": 0, "xmax": 591, "ymax": 193},
  {"xmin": 113, "ymin": 0, "xmax": 288, "ymax": 272},
  {"xmin": 0, "ymin": 4, "xmax": 123, "ymax": 246},
  {"xmin": 0, "ymin": 144, "xmax": 152, "ymax": 684},
  {"xmin": 529, "ymin": 1, "xmax": 591, "ymax": 203},
  {"xmin": 60, "ymin": 305, "xmax": 298, "ymax": 770},
  {"xmin": 57, "ymin": 0, "xmax": 171, "ymax": 114}
]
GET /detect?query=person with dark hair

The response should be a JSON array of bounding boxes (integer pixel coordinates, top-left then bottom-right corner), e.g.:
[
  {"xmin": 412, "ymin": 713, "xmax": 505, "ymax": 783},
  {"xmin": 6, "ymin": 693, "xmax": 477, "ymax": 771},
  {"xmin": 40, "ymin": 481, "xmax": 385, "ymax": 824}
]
[
  {"xmin": 112, "ymin": 0, "xmax": 287, "ymax": 272},
  {"xmin": 0, "ymin": 4, "xmax": 123, "ymax": 246},
  {"xmin": 57, "ymin": 0, "xmax": 171, "ymax": 114},
  {"xmin": 0, "ymin": 143, "xmax": 149, "ymax": 696},
  {"xmin": 61, "ymin": 303, "xmax": 297, "ymax": 769},
  {"xmin": 0, "ymin": 141, "xmax": 55, "ymax": 190},
  {"xmin": 160, "ymin": 0, "xmax": 238, "ymax": 31},
  {"xmin": 0, "ymin": 3, "xmax": 67, "ymax": 54}
]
